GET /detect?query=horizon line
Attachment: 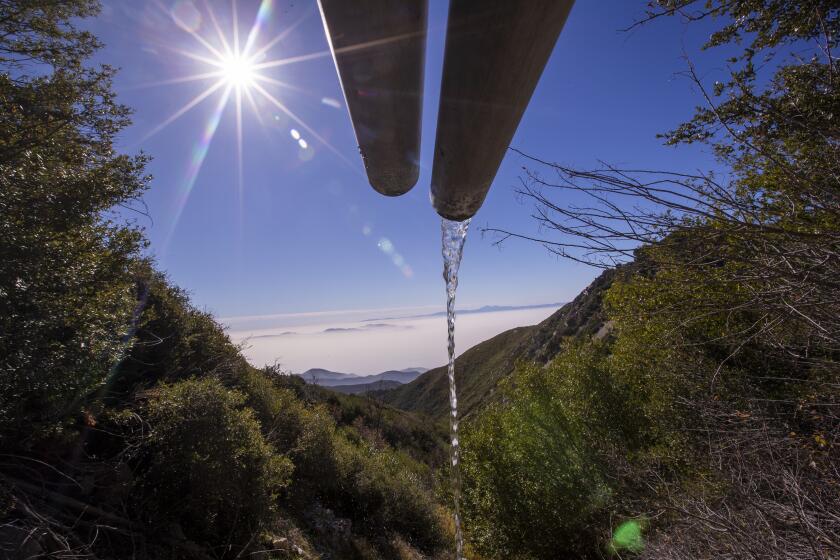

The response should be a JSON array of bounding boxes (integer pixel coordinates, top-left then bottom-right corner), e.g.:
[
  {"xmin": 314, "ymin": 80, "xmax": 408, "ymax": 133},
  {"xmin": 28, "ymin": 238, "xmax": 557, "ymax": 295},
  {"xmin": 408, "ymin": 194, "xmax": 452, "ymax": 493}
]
[{"xmin": 222, "ymin": 301, "xmax": 563, "ymax": 324}]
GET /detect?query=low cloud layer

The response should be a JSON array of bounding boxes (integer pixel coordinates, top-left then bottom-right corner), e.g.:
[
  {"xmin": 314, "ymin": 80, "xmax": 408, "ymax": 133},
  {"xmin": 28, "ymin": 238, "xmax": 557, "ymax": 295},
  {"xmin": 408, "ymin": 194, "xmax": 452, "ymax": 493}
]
[
  {"xmin": 247, "ymin": 322, "xmax": 411, "ymax": 338},
  {"xmin": 228, "ymin": 306, "xmax": 562, "ymax": 375},
  {"xmin": 322, "ymin": 323, "xmax": 412, "ymax": 333}
]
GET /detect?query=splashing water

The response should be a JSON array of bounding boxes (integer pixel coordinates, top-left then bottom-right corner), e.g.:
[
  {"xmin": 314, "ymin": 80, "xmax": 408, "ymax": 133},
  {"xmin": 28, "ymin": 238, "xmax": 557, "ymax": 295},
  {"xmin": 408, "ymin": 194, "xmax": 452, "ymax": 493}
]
[{"xmin": 441, "ymin": 217, "xmax": 471, "ymax": 560}]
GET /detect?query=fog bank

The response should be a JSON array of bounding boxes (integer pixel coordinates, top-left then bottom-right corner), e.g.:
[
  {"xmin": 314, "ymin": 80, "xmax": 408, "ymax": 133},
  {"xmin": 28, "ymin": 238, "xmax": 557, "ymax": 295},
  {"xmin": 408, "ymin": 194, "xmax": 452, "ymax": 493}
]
[{"xmin": 228, "ymin": 306, "xmax": 561, "ymax": 375}]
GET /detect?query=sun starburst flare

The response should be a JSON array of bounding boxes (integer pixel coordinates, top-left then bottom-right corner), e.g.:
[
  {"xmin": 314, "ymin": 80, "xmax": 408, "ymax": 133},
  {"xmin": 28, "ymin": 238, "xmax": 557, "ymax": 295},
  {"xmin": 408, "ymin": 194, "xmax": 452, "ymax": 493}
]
[
  {"xmin": 139, "ymin": 0, "xmax": 353, "ymax": 249},
  {"xmin": 219, "ymin": 53, "xmax": 257, "ymax": 87}
]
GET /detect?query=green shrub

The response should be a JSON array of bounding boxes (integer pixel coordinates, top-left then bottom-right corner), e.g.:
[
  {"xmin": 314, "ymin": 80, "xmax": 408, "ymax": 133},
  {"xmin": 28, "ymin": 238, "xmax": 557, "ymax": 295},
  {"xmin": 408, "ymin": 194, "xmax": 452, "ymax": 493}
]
[
  {"xmin": 235, "ymin": 367, "xmax": 316, "ymax": 453},
  {"xmin": 320, "ymin": 390, "xmax": 447, "ymax": 461},
  {"xmin": 333, "ymin": 435, "xmax": 446, "ymax": 553},
  {"xmin": 140, "ymin": 377, "xmax": 292, "ymax": 549},
  {"xmin": 460, "ymin": 259, "xmax": 833, "ymax": 559},
  {"xmin": 233, "ymin": 367, "xmax": 448, "ymax": 554},
  {"xmin": 461, "ymin": 349, "xmax": 617, "ymax": 559},
  {"xmin": 108, "ymin": 269, "xmax": 248, "ymax": 400}
]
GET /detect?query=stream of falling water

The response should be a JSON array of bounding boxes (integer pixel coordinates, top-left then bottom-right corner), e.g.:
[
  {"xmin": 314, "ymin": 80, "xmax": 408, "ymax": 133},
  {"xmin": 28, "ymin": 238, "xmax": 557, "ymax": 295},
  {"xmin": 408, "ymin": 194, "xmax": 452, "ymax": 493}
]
[{"xmin": 441, "ymin": 217, "xmax": 471, "ymax": 560}]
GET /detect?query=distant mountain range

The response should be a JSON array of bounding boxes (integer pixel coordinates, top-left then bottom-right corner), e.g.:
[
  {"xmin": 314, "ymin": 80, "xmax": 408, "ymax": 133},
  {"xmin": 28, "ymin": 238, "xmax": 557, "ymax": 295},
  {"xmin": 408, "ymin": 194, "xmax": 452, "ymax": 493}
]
[
  {"xmin": 295, "ymin": 303, "xmax": 565, "ymax": 396},
  {"xmin": 329, "ymin": 379, "xmax": 404, "ymax": 394},
  {"xmin": 363, "ymin": 302, "xmax": 563, "ymax": 322},
  {"xmin": 297, "ymin": 367, "xmax": 428, "ymax": 393}
]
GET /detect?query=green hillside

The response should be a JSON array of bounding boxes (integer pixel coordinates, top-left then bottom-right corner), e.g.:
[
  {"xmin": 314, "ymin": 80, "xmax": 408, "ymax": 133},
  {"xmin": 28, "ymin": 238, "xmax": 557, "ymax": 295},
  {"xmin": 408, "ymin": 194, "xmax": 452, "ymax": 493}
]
[
  {"xmin": 1, "ymin": 264, "xmax": 453, "ymax": 558},
  {"xmin": 378, "ymin": 267, "xmax": 619, "ymax": 420}
]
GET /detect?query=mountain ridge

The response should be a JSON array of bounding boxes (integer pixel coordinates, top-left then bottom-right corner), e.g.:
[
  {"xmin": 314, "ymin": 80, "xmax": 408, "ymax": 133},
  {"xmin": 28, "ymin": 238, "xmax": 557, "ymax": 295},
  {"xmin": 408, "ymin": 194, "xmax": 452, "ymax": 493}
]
[
  {"xmin": 374, "ymin": 268, "xmax": 621, "ymax": 419},
  {"xmin": 362, "ymin": 302, "xmax": 562, "ymax": 322},
  {"xmin": 299, "ymin": 366, "xmax": 428, "ymax": 387}
]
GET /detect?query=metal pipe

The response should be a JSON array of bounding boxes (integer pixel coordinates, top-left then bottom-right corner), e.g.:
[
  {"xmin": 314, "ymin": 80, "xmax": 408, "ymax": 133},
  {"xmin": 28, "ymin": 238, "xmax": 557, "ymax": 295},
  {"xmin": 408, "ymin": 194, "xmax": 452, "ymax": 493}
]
[
  {"xmin": 318, "ymin": 0, "xmax": 428, "ymax": 196},
  {"xmin": 431, "ymin": 0, "xmax": 575, "ymax": 220}
]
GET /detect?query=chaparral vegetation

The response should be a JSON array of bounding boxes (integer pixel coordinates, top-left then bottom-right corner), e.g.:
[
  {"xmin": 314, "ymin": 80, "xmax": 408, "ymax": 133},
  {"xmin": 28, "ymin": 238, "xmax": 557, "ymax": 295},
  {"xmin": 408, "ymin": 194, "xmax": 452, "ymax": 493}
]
[{"xmin": 0, "ymin": 1, "xmax": 836, "ymax": 559}]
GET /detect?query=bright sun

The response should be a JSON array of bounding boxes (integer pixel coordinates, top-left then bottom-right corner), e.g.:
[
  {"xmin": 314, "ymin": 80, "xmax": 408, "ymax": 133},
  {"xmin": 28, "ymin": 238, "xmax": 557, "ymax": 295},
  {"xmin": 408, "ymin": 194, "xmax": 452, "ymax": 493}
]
[
  {"xmin": 220, "ymin": 54, "xmax": 256, "ymax": 88},
  {"xmin": 145, "ymin": 0, "xmax": 352, "ymax": 241}
]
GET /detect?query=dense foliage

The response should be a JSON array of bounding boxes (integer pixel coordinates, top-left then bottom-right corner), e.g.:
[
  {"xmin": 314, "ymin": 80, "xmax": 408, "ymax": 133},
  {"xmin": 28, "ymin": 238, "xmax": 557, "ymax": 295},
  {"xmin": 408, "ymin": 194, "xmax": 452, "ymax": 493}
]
[
  {"xmin": 464, "ymin": 1, "xmax": 839, "ymax": 558},
  {"xmin": 140, "ymin": 378, "xmax": 294, "ymax": 548},
  {"xmin": 0, "ymin": 2, "xmax": 450, "ymax": 558},
  {"xmin": 0, "ymin": 0, "xmax": 148, "ymax": 428},
  {"xmin": 1, "ymin": 262, "xmax": 451, "ymax": 557},
  {"xmin": 463, "ymin": 262, "xmax": 840, "ymax": 558}
]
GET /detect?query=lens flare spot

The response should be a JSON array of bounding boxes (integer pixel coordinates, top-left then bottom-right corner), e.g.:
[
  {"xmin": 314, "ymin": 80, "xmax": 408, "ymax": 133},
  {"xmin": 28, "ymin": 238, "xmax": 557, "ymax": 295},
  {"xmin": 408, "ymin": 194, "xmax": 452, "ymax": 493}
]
[
  {"xmin": 171, "ymin": 0, "xmax": 202, "ymax": 33},
  {"xmin": 321, "ymin": 97, "xmax": 342, "ymax": 109},
  {"xmin": 362, "ymin": 224, "xmax": 372, "ymax": 236},
  {"xmin": 378, "ymin": 238, "xmax": 394, "ymax": 254},
  {"xmin": 375, "ymin": 237, "xmax": 412, "ymax": 277},
  {"xmin": 290, "ymin": 128, "xmax": 300, "ymax": 140},
  {"xmin": 298, "ymin": 138, "xmax": 308, "ymax": 149},
  {"xmin": 610, "ymin": 520, "xmax": 644, "ymax": 554},
  {"xmin": 298, "ymin": 146, "xmax": 315, "ymax": 162}
]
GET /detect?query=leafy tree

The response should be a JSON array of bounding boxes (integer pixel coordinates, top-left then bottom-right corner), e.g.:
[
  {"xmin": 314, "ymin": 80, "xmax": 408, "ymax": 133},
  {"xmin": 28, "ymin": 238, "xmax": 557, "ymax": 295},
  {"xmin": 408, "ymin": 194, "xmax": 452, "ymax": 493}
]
[
  {"xmin": 232, "ymin": 366, "xmax": 450, "ymax": 555},
  {"xmin": 0, "ymin": 0, "xmax": 149, "ymax": 428}
]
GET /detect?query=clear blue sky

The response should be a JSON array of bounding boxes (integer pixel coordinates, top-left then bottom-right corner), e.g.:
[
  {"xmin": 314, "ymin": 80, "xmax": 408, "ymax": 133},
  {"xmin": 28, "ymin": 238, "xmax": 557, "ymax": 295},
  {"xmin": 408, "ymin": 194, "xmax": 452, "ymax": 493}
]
[{"xmin": 88, "ymin": 0, "xmax": 726, "ymax": 320}]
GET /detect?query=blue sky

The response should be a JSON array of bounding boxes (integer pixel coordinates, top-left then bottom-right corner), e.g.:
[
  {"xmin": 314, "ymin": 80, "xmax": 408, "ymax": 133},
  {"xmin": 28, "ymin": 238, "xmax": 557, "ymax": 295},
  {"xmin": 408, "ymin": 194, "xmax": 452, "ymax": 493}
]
[{"xmin": 88, "ymin": 0, "xmax": 726, "ymax": 321}]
